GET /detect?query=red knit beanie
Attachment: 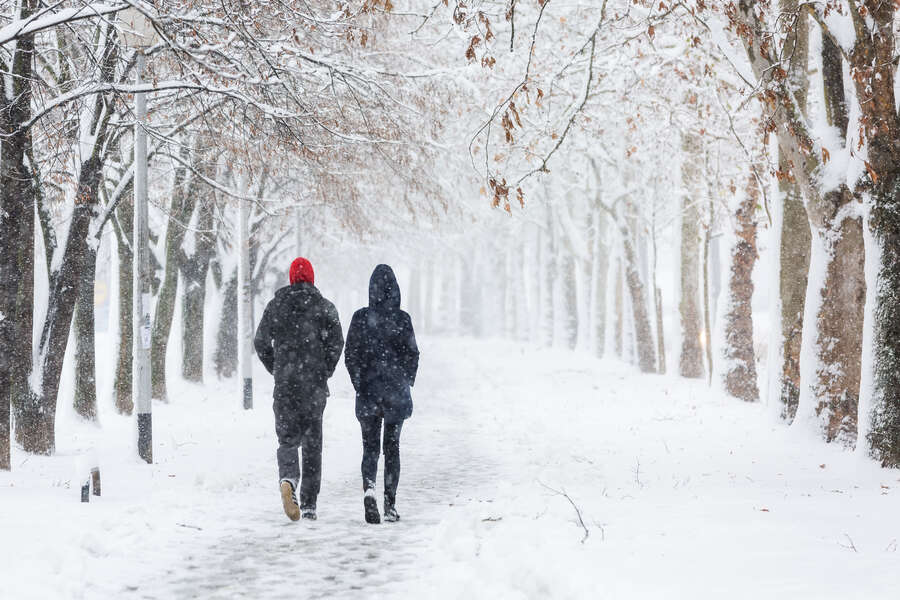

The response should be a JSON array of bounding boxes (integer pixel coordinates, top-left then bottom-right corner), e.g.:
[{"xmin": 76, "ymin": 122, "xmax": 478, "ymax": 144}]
[{"xmin": 289, "ymin": 257, "xmax": 314, "ymax": 285}]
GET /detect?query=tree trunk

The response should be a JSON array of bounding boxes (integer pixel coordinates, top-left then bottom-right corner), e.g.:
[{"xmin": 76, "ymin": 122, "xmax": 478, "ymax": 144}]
[
  {"xmin": 614, "ymin": 257, "xmax": 623, "ymax": 357},
  {"xmin": 589, "ymin": 208, "xmax": 608, "ymax": 357},
  {"xmin": 27, "ymin": 160, "xmax": 104, "ymax": 453},
  {"xmin": 847, "ymin": 1, "xmax": 900, "ymax": 460},
  {"xmin": 651, "ymin": 209, "xmax": 665, "ymax": 374},
  {"xmin": 702, "ymin": 199, "xmax": 714, "ymax": 383},
  {"xmin": 679, "ymin": 212, "xmax": 704, "ymax": 374},
  {"xmin": 0, "ymin": 371, "xmax": 7, "ymax": 470},
  {"xmin": 723, "ymin": 176, "xmax": 760, "ymax": 402},
  {"xmin": 618, "ymin": 216, "xmax": 656, "ymax": 373},
  {"xmin": 777, "ymin": 175, "xmax": 810, "ymax": 419},
  {"xmin": 8, "ymin": 18, "xmax": 113, "ymax": 453},
  {"xmin": 810, "ymin": 213, "xmax": 865, "ymax": 446},
  {"xmin": 776, "ymin": 0, "xmax": 811, "ymax": 420},
  {"xmin": 214, "ymin": 268, "xmax": 239, "ymax": 379},
  {"xmin": 181, "ymin": 195, "xmax": 215, "ymax": 382},
  {"xmin": 679, "ymin": 132, "xmax": 705, "ymax": 378},
  {"xmin": 1, "ymin": 0, "xmax": 37, "ymax": 468},
  {"xmin": 73, "ymin": 245, "xmax": 98, "ymax": 420},
  {"xmin": 11, "ymin": 156, "xmax": 35, "ymax": 444},
  {"xmin": 655, "ymin": 287, "xmax": 666, "ymax": 374},
  {"xmin": 8, "ymin": 169, "xmax": 35, "ymax": 456},
  {"xmin": 150, "ymin": 158, "xmax": 197, "ymax": 401},
  {"xmin": 868, "ymin": 181, "xmax": 900, "ymax": 466},
  {"xmin": 559, "ymin": 220, "xmax": 578, "ymax": 350},
  {"xmin": 112, "ymin": 196, "xmax": 134, "ymax": 414}
]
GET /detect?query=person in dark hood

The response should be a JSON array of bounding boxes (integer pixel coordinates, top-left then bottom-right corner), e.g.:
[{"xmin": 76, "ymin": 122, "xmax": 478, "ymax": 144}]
[
  {"xmin": 344, "ymin": 264, "xmax": 419, "ymax": 524},
  {"xmin": 254, "ymin": 257, "xmax": 344, "ymax": 521}
]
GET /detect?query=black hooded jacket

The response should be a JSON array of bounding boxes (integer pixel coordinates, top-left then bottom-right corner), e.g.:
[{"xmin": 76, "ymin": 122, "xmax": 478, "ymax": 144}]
[
  {"xmin": 344, "ymin": 265, "xmax": 419, "ymax": 423},
  {"xmin": 254, "ymin": 282, "xmax": 344, "ymax": 415}
]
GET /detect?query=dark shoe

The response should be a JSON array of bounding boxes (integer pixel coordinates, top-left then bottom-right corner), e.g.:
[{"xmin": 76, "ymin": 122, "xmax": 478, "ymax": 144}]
[
  {"xmin": 301, "ymin": 508, "xmax": 317, "ymax": 520},
  {"xmin": 383, "ymin": 504, "xmax": 400, "ymax": 522},
  {"xmin": 280, "ymin": 481, "xmax": 300, "ymax": 522},
  {"xmin": 364, "ymin": 489, "xmax": 381, "ymax": 524}
]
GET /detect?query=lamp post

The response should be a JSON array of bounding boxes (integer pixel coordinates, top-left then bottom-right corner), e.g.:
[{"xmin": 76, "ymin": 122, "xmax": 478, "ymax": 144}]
[
  {"xmin": 119, "ymin": 5, "xmax": 159, "ymax": 463},
  {"xmin": 238, "ymin": 177, "xmax": 253, "ymax": 410}
]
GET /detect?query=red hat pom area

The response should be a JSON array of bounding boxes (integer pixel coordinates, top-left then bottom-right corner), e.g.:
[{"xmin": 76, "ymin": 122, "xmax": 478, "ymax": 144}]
[{"xmin": 289, "ymin": 257, "xmax": 315, "ymax": 285}]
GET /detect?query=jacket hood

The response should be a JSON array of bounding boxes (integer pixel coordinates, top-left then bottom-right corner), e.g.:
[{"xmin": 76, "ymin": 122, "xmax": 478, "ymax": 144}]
[{"xmin": 368, "ymin": 264, "xmax": 401, "ymax": 311}]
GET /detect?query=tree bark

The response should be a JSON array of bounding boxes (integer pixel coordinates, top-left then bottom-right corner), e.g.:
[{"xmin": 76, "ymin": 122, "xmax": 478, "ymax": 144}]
[
  {"xmin": 702, "ymin": 199, "xmax": 714, "ymax": 383},
  {"xmin": 651, "ymin": 208, "xmax": 666, "ymax": 374},
  {"xmin": 775, "ymin": 0, "xmax": 811, "ymax": 420},
  {"xmin": 732, "ymin": 0, "xmax": 895, "ymax": 451},
  {"xmin": 73, "ymin": 245, "xmax": 98, "ymax": 420},
  {"xmin": 11, "ymin": 153, "xmax": 36, "ymax": 443},
  {"xmin": 617, "ymin": 214, "xmax": 656, "ymax": 373},
  {"xmin": 21, "ymin": 21, "xmax": 117, "ymax": 453},
  {"xmin": 558, "ymin": 210, "xmax": 578, "ymax": 350},
  {"xmin": 723, "ymin": 176, "xmax": 760, "ymax": 402},
  {"xmin": 849, "ymin": 1, "xmax": 900, "ymax": 461},
  {"xmin": 811, "ymin": 211, "xmax": 865, "ymax": 446},
  {"xmin": 589, "ymin": 208, "xmax": 608, "ymax": 357},
  {"xmin": 869, "ymin": 182, "xmax": 900, "ymax": 466},
  {"xmin": 181, "ymin": 194, "xmax": 215, "ymax": 382},
  {"xmin": 27, "ymin": 158, "xmax": 105, "ymax": 453},
  {"xmin": 214, "ymin": 268, "xmax": 239, "ymax": 379},
  {"xmin": 0, "ymin": 0, "xmax": 38, "ymax": 468},
  {"xmin": 150, "ymin": 153, "xmax": 197, "ymax": 401},
  {"xmin": 679, "ymin": 132, "xmax": 705, "ymax": 379},
  {"xmin": 112, "ymin": 195, "xmax": 134, "ymax": 414},
  {"xmin": 778, "ymin": 174, "xmax": 810, "ymax": 419},
  {"xmin": 655, "ymin": 287, "xmax": 666, "ymax": 374},
  {"xmin": 614, "ymin": 257, "xmax": 624, "ymax": 357}
]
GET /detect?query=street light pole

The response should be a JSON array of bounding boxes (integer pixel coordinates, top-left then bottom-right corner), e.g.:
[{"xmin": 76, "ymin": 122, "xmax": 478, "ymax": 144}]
[
  {"xmin": 239, "ymin": 194, "xmax": 253, "ymax": 410},
  {"xmin": 120, "ymin": 5, "xmax": 159, "ymax": 463},
  {"xmin": 133, "ymin": 49, "xmax": 152, "ymax": 463}
]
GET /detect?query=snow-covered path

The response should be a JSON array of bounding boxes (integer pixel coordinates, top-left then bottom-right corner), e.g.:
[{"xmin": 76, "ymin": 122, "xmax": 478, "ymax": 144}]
[
  {"xmin": 3, "ymin": 338, "xmax": 899, "ymax": 599},
  {"xmin": 141, "ymin": 344, "xmax": 496, "ymax": 600}
]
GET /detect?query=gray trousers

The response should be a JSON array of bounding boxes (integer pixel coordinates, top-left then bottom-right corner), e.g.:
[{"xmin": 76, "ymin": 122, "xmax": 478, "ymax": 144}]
[{"xmin": 276, "ymin": 415, "xmax": 322, "ymax": 510}]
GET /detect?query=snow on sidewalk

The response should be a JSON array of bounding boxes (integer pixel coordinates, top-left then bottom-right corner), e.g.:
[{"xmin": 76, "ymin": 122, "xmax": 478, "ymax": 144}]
[
  {"xmin": 408, "ymin": 340, "xmax": 900, "ymax": 599},
  {"xmin": 2, "ymin": 338, "xmax": 899, "ymax": 599}
]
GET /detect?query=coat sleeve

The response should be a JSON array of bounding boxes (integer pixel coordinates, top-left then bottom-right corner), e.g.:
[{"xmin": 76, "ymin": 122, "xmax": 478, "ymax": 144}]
[
  {"xmin": 344, "ymin": 311, "xmax": 364, "ymax": 392},
  {"xmin": 320, "ymin": 301, "xmax": 344, "ymax": 378},
  {"xmin": 254, "ymin": 303, "xmax": 275, "ymax": 375},
  {"xmin": 402, "ymin": 312, "xmax": 420, "ymax": 387}
]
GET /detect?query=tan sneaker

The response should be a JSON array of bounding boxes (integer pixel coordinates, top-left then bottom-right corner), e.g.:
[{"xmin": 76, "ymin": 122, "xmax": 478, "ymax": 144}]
[{"xmin": 280, "ymin": 481, "xmax": 300, "ymax": 521}]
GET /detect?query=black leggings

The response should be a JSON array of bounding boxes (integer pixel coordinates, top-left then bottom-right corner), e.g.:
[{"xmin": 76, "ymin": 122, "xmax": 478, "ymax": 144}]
[{"xmin": 359, "ymin": 417, "xmax": 403, "ymax": 506}]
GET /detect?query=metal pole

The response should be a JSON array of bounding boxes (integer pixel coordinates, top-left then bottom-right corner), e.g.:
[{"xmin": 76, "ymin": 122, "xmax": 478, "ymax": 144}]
[
  {"xmin": 133, "ymin": 50, "xmax": 152, "ymax": 463},
  {"xmin": 239, "ymin": 194, "xmax": 253, "ymax": 410}
]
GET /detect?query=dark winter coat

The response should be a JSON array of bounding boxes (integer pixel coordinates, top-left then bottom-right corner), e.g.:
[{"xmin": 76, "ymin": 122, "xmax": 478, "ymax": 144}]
[
  {"xmin": 254, "ymin": 282, "xmax": 344, "ymax": 418},
  {"xmin": 344, "ymin": 265, "xmax": 419, "ymax": 424}
]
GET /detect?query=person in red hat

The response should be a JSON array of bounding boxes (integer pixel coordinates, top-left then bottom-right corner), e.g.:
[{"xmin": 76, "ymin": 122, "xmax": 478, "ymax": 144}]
[{"xmin": 254, "ymin": 257, "xmax": 344, "ymax": 521}]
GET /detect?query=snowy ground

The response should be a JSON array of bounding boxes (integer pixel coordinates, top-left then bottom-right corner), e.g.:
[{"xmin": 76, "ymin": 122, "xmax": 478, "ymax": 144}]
[{"xmin": 2, "ymin": 337, "xmax": 899, "ymax": 599}]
